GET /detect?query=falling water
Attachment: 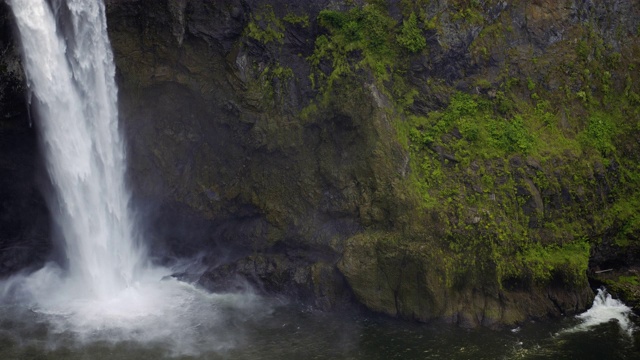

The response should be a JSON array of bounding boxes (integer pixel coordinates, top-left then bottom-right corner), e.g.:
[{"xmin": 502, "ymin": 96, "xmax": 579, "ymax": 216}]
[{"xmin": 9, "ymin": 0, "xmax": 144, "ymax": 299}]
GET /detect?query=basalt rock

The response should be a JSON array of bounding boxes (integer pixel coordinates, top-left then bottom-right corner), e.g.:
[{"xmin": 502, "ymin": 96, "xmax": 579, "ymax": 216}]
[
  {"xmin": 99, "ymin": 0, "xmax": 640, "ymax": 325},
  {"xmin": 0, "ymin": 3, "xmax": 51, "ymax": 276}
]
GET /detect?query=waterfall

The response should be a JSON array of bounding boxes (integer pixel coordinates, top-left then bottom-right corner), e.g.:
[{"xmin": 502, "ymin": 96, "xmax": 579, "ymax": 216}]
[
  {"xmin": 0, "ymin": 0, "xmax": 266, "ymax": 354},
  {"xmin": 7, "ymin": 0, "xmax": 145, "ymax": 299}
]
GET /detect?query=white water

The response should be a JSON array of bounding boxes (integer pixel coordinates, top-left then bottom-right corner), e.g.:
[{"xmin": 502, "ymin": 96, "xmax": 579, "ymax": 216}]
[
  {"xmin": 1, "ymin": 0, "xmax": 266, "ymax": 354},
  {"xmin": 9, "ymin": 0, "xmax": 143, "ymax": 299},
  {"xmin": 563, "ymin": 288, "xmax": 634, "ymax": 336}
]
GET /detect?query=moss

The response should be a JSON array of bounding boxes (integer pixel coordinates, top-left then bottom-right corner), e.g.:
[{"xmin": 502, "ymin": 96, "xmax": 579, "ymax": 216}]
[
  {"xmin": 594, "ymin": 272, "xmax": 640, "ymax": 308},
  {"xmin": 469, "ymin": 13, "xmax": 509, "ymax": 62},
  {"xmin": 450, "ymin": 0, "xmax": 485, "ymax": 25},
  {"xmin": 618, "ymin": 275, "xmax": 640, "ymax": 286},
  {"xmin": 407, "ymin": 92, "xmax": 538, "ymax": 162},
  {"xmin": 578, "ymin": 111, "xmax": 617, "ymax": 156},
  {"xmin": 338, "ymin": 231, "xmax": 455, "ymax": 320},
  {"xmin": 309, "ymin": 4, "xmax": 397, "ymax": 91},
  {"xmin": 518, "ymin": 241, "xmax": 590, "ymax": 286},
  {"xmin": 244, "ymin": 62, "xmax": 295, "ymax": 110},
  {"xmin": 246, "ymin": 5, "xmax": 285, "ymax": 44},
  {"xmin": 395, "ymin": 50, "xmax": 635, "ymax": 289},
  {"xmin": 283, "ymin": 13, "xmax": 310, "ymax": 28}
]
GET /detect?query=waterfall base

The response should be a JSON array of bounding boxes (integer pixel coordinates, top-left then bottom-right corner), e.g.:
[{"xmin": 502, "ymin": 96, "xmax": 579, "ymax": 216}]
[{"xmin": 0, "ymin": 263, "xmax": 269, "ymax": 356}]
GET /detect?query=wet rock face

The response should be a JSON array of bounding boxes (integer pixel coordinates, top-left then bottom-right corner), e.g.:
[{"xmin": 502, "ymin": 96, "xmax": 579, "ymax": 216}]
[
  {"xmin": 99, "ymin": 0, "xmax": 640, "ymax": 324},
  {"xmin": 0, "ymin": 120, "xmax": 51, "ymax": 277},
  {"xmin": 198, "ymin": 251, "xmax": 353, "ymax": 311},
  {"xmin": 107, "ymin": 0, "xmax": 406, "ymax": 256},
  {"xmin": 0, "ymin": 3, "xmax": 51, "ymax": 276}
]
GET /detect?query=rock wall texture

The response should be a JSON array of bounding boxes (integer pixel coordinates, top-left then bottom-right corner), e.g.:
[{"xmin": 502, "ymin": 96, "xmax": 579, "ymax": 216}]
[
  {"xmin": 0, "ymin": 5, "xmax": 50, "ymax": 276},
  {"xmin": 1, "ymin": 0, "xmax": 640, "ymax": 327}
]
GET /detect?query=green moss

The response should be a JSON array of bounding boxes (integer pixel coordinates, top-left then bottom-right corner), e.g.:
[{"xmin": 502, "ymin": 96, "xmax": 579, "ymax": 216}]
[
  {"xmin": 309, "ymin": 4, "xmax": 397, "ymax": 91},
  {"xmin": 519, "ymin": 241, "xmax": 590, "ymax": 285},
  {"xmin": 283, "ymin": 13, "xmax": 310, "ymax": 28},
  {"xmin": 609, "ymin": 176, "xmax": 640, "ymax": 246},
  {"xmin": 470, "ymin": 18, "xmax": 508, "ymax": 62},
  {"xmin": 579, "ymin": 111, "xmax": 617, "ymax": 156},
  {"xmin": 450, "ymin": 0, "xmax": 484, "ymax": 25},
  {"xmin": 618, "ymin": 275, "xmax": 640, "ymax": 286},
  {"xmin": 246, "ymin": 6, "xmax": 285, "ymax": 44},
  {"xmin": 396, "ymin": 71, "xmax": 629, "ymax": 289},
  {"xmin": 391, "ymin": 72, "xmax": 419, "ymax": 112},
  {"xmin": 245, "ymin": 63, "xmax": 294, "ymax": 109},
  {"xmin": 407, "ymin": 92, "xmax": 537, "ymax": 162}
]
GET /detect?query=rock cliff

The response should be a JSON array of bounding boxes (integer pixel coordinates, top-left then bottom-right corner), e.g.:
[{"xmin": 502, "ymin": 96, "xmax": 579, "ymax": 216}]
[{"xmin": 0, "ymin": 6, "xmax": 50, "ymax": 276}]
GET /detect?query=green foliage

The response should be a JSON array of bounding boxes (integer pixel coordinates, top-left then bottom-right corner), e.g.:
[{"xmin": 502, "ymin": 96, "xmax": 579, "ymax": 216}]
[
  {"xmin": 396, "ymin": 13, "xmax": 426, "ymax": 53},
  {"xmin": 391, "ymin": 73, "xmax": 419, "ymax": 111},
  {"xmin": 473, "ymin": 20, "xmax": 506, "ymax": 48},
  {"xmin": 246, "ymin": 63, "xmax": 294, "ymax": 107},
  {"xmin": 309, "ymin": 4, "xmax": 403, "ymax": 93},
  {"xmin": 609, "ymin": 185, "xmax": 640, "ymax": 246},
  {"xmin": 270, "ymin": 64, "xmax": 294, "ymax": 80},
  {"xmin": 494, "ymin": 115, "xmax": 535, "ymax": 153},
  {"xmin": 519, "ymin": 241, "xmax": 590, "ymax": 285},
  {"xmin": 579, "ymin": 112, "xmax": 616, "ymax": 155},
  {"xmin": 320, "ymin": 5, "xmax": 395, "ymax": 59},
  {"xmin": 576, "ymin": 39, "xmax": 590, "ymax": 60},
  {"xmin": 299, "ymin": 102, "xmax": 318, "ymax": 121},
  {"xmin": 398, "ymin": 84, "xmax": 607, "ymax": 290},
  {"xmin": 451, "ymin": 0, "xmax": 484, "ymax": 24},
  {"xmin": 618, "ymin": 275, "xmax": 640, "ymax": 286},
  {"xmin": 283, "ymin": 13, "xmax": 310, "ymax": 28},
  {"xmin": 246, "ymin": 6, "xmax": 285, "ymax": 44},
  {"xmin": 308, "ymin": 0, "xmax": 640, "ymax": 299},
  {"xmin": 409, "ymin": 92, "xmax": 535, "ymax": 158},
  {"xmin": 526, "ymin": 77, "xmax": 536, "ymax": 91}
]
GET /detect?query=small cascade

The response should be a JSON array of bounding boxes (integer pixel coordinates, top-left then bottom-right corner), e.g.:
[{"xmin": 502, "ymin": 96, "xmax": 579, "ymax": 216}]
[{"xmin": 565, "ymin": 288, "xmax": 634, "ymax": 336}]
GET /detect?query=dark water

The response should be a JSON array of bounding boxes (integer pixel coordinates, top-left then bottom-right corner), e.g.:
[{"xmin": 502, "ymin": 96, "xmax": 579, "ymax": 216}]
[{"xmin": 0, "ymin": 299, "xmax": 638, "ymax": 360}]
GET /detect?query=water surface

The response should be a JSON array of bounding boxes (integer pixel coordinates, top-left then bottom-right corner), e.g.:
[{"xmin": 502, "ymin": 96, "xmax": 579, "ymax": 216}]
[{"xmin": 0, "ymin": 289, "xmax": 637, "ymax": 360}]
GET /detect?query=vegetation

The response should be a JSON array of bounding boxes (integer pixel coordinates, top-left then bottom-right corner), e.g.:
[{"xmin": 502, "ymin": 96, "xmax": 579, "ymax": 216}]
[
  {"xmin": 308, "ymin": 5, "xmax": 427, "ymax": 94},
  {"xmin": 308, "ymin": 4, "xmax": 397, "ymax": 91},
  {"xmin": 239, "ymin": 0, "xmax": 640, "ymax": 300},
  {"xmin": 283, "ymin": 13, "xmax": 310, "ymax": 28},
  {"xmin": 305, "ymin": 1, "xmax": 637, "ymax": 293},
  {"xmin": 396, "ymin": 13, "xmax": 426, "ymax": 53},
  {"xmin": 246, "ymin": 5, "xmax": 285, "ymax": 44},
  {"xmin": 519, "ymin": 241, "xmax": 590, "ymax": 285}
]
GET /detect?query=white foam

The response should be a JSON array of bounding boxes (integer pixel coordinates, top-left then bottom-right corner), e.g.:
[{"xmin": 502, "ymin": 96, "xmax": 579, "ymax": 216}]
[
  {"xmin": 563, "ymin": 288, "xmax": 634, "ymax": 336},
  {"xmin": 1, "ymin": 264, "xmax": 268, "ymax": 355}
]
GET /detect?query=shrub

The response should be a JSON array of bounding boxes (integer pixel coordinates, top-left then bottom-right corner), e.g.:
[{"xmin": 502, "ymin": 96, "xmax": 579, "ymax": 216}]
[
  {"xmin": 581, "ymin": 112, "xmax": 616, "ymax": 155},
  {"xmin": 396, "ymin": 13, "xmax": 426, "ymax": 53}
]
